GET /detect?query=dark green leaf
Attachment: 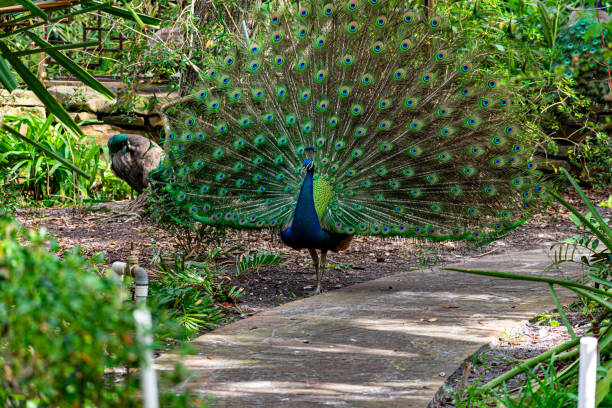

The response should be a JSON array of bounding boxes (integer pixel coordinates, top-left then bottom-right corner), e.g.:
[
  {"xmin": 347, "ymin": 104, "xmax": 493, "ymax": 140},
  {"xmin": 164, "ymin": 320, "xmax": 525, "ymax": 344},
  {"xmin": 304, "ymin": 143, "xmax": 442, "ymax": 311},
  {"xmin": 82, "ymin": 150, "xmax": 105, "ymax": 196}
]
[
  {"xmin": 25, "ymin": 32, "xmax": 115, "ymax": 100},
  {"xmin": 0, "ymin": 54, "xmax": 18, "ymax": 91},
  {"xmin": 13, "ymin": 0, "xmax": 47, "ymax": 19},
  {"xmin": 0, "ymin": 41, "xmax": 82, "ymax": 136},
  {"xmin": 82, "ymin": 0, "xmax": 161, "ymax": 26},
  {"xmin": 585, "ymin": 22, "xmax": 603, "ymax": 41}
]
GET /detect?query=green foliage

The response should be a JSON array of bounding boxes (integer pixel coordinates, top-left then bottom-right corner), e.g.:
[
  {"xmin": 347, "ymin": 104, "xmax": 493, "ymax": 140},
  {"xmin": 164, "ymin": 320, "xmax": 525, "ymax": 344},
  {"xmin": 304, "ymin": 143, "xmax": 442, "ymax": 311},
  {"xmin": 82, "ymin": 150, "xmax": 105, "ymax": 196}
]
[
  {"xmin": 445, "ymin": 0, "xmax": 611, "ymax": 186},
  {"xmin": 0, "ymin": 113, "xmax": 130, "ymax": 204},
  {"xmin": 495, "ymin": 359, "xmax": 577, "ymax": 407},
  {"xmin": 0, "ymin": 1, "xmax": 158, "ymax": 135},
  {"xmin": 535, "ymin": 312, "xmax": 561, "ymax": 326},
  {"xmin": 0, "ymin": 217, "xmax": 206, "ymax": 407},
  {"xmin": 0, "ymin": 169, "xmax": 20, "ymax": 216},
  {"xmin": 235, "ymin": 250, "xmax": 287, "ymax": 275},
  {"xmin": 150, "ymin": 255, "xmax": 243, "ymax": 336}
]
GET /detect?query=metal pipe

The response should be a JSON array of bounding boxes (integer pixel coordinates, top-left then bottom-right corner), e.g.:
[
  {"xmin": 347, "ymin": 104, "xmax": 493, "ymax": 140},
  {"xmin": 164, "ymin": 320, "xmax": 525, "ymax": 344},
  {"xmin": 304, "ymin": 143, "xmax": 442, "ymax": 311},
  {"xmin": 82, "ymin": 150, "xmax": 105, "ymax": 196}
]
[{"xmin": 111, "ymin": 261, "xmax": 127, "ymax": 281}]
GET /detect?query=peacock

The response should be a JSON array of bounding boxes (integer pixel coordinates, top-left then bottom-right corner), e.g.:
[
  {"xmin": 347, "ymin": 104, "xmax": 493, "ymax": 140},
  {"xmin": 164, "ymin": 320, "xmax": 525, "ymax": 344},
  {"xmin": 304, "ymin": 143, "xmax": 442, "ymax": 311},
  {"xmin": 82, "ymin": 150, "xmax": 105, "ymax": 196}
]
[
  {"xmin": 556, "ymin": 5, "xmax": 611, "ymax": 102},
  {"xmin": 157, "ymin": 0, "xmax": 543, "ymax": 294},
  {"xmin": 107, "ymin": 133, "xmax": 164, "ymax": 194}
]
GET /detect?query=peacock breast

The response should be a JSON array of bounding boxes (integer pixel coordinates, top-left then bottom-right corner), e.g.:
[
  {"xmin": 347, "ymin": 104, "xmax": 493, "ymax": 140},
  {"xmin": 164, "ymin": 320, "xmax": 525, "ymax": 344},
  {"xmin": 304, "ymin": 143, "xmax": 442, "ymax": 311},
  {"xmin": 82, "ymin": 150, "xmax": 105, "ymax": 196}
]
[{"xmin": 312, "ymin": 177, "xmax": 333, "ymax": 221}]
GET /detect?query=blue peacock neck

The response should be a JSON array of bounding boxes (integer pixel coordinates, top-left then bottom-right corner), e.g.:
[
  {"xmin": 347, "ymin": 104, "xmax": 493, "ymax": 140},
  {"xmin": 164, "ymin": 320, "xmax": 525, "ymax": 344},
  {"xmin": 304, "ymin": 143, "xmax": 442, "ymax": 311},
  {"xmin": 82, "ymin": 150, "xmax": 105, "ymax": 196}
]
[{"xmin": 280, "ymin": 165, "xmax": 328, "ymax": 250}]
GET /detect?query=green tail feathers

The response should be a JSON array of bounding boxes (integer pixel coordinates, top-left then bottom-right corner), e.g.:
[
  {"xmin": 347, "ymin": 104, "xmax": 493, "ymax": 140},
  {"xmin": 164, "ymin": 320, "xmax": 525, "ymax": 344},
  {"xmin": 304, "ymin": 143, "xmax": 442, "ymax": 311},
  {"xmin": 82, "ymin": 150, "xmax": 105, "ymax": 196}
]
[{"xmin": 158, "ymin": 0, "xmax": 543, "ymax": 241}]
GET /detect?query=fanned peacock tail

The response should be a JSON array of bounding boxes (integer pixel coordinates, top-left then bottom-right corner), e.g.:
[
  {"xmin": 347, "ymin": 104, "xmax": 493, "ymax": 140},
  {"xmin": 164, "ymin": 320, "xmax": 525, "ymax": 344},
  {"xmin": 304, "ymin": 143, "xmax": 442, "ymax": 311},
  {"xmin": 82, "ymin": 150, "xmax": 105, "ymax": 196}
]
[
  {"xmin": 159, "ymin": 0, "xmax": 543, "ymax": 241},
  {"xmin": 556, "ymin": 15, "xmax": 610, "ymax": 100}
]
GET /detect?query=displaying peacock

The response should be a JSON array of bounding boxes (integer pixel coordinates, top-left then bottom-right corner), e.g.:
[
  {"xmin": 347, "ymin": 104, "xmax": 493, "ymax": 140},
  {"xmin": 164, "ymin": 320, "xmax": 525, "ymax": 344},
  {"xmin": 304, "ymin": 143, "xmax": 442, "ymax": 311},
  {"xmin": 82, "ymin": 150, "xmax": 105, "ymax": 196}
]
[
  {"xmin": 556, "ymin": 6, "xmax": 611, "ymax": 102},
  {"xmin": 158, "ymin": 0, "xmax": 543, "ymax": 293}
]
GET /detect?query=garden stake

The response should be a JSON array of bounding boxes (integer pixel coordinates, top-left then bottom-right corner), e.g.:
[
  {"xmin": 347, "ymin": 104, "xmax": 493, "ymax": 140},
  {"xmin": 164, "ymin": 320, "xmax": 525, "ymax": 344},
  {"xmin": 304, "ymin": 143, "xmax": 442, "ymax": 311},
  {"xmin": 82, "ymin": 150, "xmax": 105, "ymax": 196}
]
[
  {"xmin": 578, "ymin": 336, "xmax": 598, "ymax": 408},
  {"xmin": 240, "ymin": 20, "xmax": 249, "ymax": 47}
]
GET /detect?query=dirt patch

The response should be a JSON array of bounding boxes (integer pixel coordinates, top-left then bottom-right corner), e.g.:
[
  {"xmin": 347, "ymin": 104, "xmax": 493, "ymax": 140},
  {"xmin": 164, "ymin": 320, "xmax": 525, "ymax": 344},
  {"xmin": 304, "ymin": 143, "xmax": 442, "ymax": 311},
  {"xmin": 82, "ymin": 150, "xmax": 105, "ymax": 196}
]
[{"xmin": 14, "ymin": 189, "xmax": 610, "ymax": 317}]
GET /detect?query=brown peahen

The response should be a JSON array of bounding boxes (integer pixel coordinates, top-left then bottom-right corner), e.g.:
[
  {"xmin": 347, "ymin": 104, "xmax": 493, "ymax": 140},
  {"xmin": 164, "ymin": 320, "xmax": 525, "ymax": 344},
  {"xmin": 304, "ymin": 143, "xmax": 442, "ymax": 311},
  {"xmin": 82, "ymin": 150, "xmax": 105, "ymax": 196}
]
[
  {"xmin": 157, "ymin": 0, "xmax": 543, "ymax": 293},
  {"xmin": 107, "ymin": 133, "xmax": 163, "ymax": 194}
]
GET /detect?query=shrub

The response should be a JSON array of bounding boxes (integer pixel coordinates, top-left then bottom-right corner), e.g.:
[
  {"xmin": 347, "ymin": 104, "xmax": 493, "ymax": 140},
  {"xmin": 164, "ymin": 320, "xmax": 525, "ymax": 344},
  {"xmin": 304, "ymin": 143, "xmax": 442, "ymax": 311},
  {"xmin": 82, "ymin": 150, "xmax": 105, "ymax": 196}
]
[
  {"xmin": 0, "ymin": 114, "xmax": 130, "ymax": 204},
  {"xmin": 0, "ymin": 217, "xmax": 206, "ymax": 407}
]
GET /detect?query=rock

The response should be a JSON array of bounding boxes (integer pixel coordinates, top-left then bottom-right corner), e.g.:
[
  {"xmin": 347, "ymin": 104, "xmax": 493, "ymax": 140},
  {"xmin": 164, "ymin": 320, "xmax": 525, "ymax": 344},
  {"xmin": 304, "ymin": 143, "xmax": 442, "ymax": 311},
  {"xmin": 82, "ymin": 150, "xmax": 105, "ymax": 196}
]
[
  {"xmin": 116, "ymin": 91, "xmax": 181, "ymax": 115},
  {"xmin": 75, "ymin": 112, "xmax": 98, "ymax": 123},
  {"xmin": 537, "ymin": 158, "xmax": 571, "ymax": 172},
  {"xmin": 0, "ymin": 106, "xmax": 46, "ymax": 119},
  {"xmin": 148, "ymin": 115, "xmax": 164, "ymax": 128},
  {"xmin": 47, "ymin": 85, "xmax": 116, "ymax": 113},
  {"xmin": 0, "ymin": 89, "xmax": 44, "ymax": 106},
  {"xmin": 101, "ymin": 115, "xmax": 145, "ymax": 127},
  {"xmin": 69, "ymin": 111, "xmax": 99, "ymax": 123},
  {"xmin": 568, "ymin": 9, "xmax": 609, "ymax": 25},
  {"xmin": 147, "ymin": 27, "xmax": 185, "ymax": 47},
  {"xmin": 81, "ymin": 123, "xmax": 145, "ymax": 147}
]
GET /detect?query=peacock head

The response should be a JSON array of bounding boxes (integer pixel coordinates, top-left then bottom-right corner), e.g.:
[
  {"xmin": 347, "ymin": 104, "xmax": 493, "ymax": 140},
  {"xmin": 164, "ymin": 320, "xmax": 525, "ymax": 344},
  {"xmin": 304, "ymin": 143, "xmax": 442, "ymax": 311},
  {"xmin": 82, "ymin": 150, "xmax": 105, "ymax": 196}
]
[
  {"xmin": 302, "ymin": 158, "xmax": 315, "ymax": 173},
  {"xmin": 302, "ymin": 147, "xmax": 316, "ymax": 173},
  {"xmin": 108, "ymin": 134, "xmax": 129, "ymax": 155}
]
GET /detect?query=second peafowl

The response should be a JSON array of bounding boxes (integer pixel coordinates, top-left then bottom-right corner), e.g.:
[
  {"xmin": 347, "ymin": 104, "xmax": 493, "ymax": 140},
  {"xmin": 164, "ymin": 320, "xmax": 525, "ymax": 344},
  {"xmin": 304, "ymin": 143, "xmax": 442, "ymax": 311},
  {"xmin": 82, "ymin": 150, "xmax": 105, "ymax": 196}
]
[{"xmin": 158, "ymin": 0, "xmax": 543, "ymax": 293}]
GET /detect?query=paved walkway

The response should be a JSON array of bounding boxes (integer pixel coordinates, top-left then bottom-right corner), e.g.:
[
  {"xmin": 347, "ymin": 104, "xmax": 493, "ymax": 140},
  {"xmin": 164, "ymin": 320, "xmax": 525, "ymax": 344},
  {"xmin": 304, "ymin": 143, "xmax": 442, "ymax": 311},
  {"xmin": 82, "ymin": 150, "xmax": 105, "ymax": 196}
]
[{"xmin": 156, "ymin": 249, "xmax": 582, "ymax": 407}]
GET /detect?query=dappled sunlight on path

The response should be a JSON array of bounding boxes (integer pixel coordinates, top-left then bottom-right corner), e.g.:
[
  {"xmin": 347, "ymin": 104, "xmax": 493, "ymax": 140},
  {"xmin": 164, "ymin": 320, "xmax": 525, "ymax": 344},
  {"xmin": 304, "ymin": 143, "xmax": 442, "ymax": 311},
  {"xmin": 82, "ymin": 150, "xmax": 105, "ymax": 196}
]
[{"xmin": 155, "ymin": 249, "xmax": 582, "ymax": 407}]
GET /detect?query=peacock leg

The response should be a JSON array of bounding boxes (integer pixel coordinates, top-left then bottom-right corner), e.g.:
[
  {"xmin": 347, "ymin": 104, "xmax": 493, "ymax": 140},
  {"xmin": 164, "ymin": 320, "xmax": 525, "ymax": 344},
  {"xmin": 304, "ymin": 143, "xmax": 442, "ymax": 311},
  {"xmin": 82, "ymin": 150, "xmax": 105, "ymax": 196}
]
[
  {"xmin": 308, "ymin": 248, "xmax": 322, "ymax": 295},
  {"xmin": 321, "ymin": 250, "xmax": 328, "ymax": 270}
]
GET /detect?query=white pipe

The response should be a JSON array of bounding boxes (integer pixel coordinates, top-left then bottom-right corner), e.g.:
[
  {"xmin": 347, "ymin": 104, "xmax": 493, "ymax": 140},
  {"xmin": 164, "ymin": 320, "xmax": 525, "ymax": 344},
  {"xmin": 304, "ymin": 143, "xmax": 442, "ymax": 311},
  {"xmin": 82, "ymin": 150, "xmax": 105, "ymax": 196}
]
[
  {"xmin": 134, "ymin": 267, "xmax": 149, "ymax": 305},
  {"xmin": 134, "ymin": 309, "xmax": 159, "ymax": 408},
  {"xmin": 578, "ymin": 336, "xmax": 598, "ymax": 408},
  {"xmin": 111, "ymin": 261, "xmax": 127, "ymax": 280}
]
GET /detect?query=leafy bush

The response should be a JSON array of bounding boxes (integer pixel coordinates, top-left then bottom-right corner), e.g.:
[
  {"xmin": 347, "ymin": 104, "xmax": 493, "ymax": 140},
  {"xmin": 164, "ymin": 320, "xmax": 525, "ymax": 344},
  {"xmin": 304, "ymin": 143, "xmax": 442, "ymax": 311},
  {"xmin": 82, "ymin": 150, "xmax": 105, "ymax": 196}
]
[
  {"xmin": 0, "ymin": 169, "xmax": 20, "ymax": 217},
  {"xmin": 444, "ymin": 0, "xmax": 611, "ymax": 186},
  {"xmin": 0, "ymin": 114, "xmax": 130, "ymax": 204},
  {"xmin": 0, "ymin": 0, "xmax": 159, "ymax": 135},
  {"xmin": 0, "ymin": 217, "xmax": 206, "ymax": 407}
]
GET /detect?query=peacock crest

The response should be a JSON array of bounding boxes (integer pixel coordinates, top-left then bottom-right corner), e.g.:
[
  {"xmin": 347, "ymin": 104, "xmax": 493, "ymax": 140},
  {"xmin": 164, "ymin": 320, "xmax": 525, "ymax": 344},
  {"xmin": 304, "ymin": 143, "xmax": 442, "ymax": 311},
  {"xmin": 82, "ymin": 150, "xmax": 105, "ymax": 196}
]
[{"xmin": 159, "ymin": 0, "xmax": 542, "ymax": 241}]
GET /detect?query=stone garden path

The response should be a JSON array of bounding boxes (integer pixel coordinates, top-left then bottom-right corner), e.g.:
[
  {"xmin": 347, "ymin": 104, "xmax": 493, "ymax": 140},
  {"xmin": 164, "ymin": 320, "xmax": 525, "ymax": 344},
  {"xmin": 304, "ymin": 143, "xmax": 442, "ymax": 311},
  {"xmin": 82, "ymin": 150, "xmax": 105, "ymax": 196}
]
[{"xmin": 155, "ymin": 248, "xmax": 582, "ymax": 407}]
